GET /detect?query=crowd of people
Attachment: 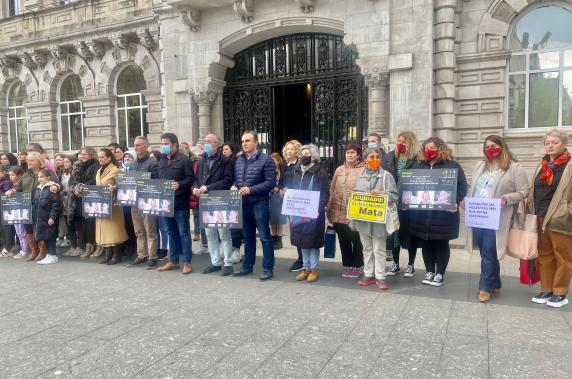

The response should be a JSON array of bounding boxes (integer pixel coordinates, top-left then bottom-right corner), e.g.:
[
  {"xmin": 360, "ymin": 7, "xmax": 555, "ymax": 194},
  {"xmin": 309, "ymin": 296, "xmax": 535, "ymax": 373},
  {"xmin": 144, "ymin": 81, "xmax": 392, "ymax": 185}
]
[{"xmin": 0, "ymin": 128, "xmax": 570, "ymax": 308}]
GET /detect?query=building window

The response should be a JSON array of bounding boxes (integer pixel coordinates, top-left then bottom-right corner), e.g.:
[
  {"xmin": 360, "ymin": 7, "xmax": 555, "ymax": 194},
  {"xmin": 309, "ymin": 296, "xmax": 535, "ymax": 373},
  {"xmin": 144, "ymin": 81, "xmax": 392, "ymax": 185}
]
[
  {"xmin": 7, "ymin": 81, "xmax": 28, "ymax": 153},
  {"xmin": 8, "ymin": 0, "xmax": 20, "ymax": 17},
  {"xmin": 116, "ymin": 66, "xmax": 148, "ymax": 147},
  {"xmin": 58, "ymin": 75, "xmax": 85, "ymax": 151},
  {"xmin": 508, "ymin": 5, "xmax": 572, "ymax": 129}
]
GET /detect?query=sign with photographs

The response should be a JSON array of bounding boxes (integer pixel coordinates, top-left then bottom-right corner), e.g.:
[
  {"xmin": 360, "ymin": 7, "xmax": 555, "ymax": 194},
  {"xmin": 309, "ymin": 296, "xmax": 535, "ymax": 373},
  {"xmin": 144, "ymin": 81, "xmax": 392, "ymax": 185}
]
[
  {"xmin": 347, "ymin": 192, "xmax": 388, "ymax": 223},
  {"xmin": 1, "ymin": 192, "xmax": 32, "ymax": 225},
  {"xmin": 464, "ymin": 197, "xmax": 502, "ymax": 231},
  {"xmin": 399, "ymin": 169, "xmax": 458, "ymax": 211},
  {"xmin": 82, "ymin": 185, "xmax": 113, "ymax": 218},
  {"xmin": 199, "ymin": 190, "xmax": 242, "ymax": 228},
  {"xmin": 136, "ymin": 179, "xmax": 174, "ymax": 217},
  {"xmin": 116, "ymin": 171, "xmax": 151, "ymax": 206}
]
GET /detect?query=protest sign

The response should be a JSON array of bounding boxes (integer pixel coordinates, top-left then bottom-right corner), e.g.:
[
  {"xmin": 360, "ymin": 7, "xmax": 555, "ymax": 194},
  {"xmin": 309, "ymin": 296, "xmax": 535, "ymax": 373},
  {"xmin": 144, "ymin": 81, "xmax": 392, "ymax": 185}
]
[
  {"xmin": 82, "ymin": 185, "xmax": 112, "ymax": 218},
  {"xmin": 464, "ymin": 197, "xmax": 502, "ymax": 230},
  {"xmin": 281, "ymin": 189, "xmax": 320, "ymax": 219},
  {"xmin": 1, "ymin": 192, "xmax": 32, "ymax": 225},
  {"xmin": 116, "ymin": 171, "xmax": 150, "ymax": 206},
  {"xmin": 347, "ymin": 192, "xmax": 388, "ymax": 223},
  {"xmin": 136, "ymin": 179, "xmax": 174, "ymax": 217},
  {"xmin": 399, "ymin": 169, "xmax": 458, "ymax": 211},
  {"xmin": 199, "ymin": 190, "xmax": 242, "ymax": 228}
]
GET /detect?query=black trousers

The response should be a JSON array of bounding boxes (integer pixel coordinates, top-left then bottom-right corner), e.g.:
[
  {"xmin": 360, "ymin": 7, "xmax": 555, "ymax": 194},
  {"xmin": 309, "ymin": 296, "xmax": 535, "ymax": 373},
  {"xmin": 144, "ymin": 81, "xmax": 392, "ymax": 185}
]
[
  {"xmin": 392, "ymin": 236, "xmax": 417, "ymax": 266},
  {"xmin": 68, "ymin": 215, "xmax": 85, "ymax": 249},
  {"xmin": 418, "ymin": 238, "xmax": 450, "ymax": 276},
  {"xmin": 334, "ymin": 223, "xmax": 364, "ymax": 268}
]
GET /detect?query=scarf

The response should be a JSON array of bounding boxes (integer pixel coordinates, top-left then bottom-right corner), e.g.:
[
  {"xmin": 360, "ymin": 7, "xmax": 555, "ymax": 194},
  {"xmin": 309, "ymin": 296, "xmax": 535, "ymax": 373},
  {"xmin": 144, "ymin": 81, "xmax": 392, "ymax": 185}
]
[{"xmin": 539, "ymin": 150, "xmax": 570, "ymax": 185}]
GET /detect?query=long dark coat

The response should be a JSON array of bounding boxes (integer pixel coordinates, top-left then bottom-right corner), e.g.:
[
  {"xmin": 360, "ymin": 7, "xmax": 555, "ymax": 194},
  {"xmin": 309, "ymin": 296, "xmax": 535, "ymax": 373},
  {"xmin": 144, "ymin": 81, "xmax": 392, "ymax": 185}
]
[
  {"xmin": 288, "ymin": 163, "xmax": 330, "ymax": 249},
  {"xmin": 33, "ymin": 182, "xmax": 60, "ymax": 241}
]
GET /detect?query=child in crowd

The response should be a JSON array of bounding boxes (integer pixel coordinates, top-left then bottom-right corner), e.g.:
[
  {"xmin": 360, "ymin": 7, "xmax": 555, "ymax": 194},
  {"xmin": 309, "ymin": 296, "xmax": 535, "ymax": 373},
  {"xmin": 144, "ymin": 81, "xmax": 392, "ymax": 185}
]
[
  {"xmin": 0, "ymin": 164, "xmax": 16, "ymax": 257},
  {"xmin": 32, "ymin": 169, "xmax": 60, "ymax": 265},
  {"xmin": 9, "ymin": 167, "xmax": 30, "ymax": 260}
]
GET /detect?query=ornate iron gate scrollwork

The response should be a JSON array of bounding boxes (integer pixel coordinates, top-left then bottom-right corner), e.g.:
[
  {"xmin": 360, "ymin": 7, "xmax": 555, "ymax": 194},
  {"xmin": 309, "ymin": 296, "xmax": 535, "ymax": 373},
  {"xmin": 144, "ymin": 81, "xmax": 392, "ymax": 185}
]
[{"xmin": 223, "ymin": 33, "xmax": 367, "ymax": 172}]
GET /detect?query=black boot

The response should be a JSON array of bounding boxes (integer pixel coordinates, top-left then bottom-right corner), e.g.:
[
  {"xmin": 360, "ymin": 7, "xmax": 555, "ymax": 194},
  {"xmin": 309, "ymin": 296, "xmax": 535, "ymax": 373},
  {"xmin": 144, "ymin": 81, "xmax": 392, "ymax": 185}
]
[
  {"xmin": 273, "ymin": 236, "xmax": 283, "ymax": 250},
  {"xmin": 107, "ymin": 245, "xmax": 122, "ymax": 265},
  {"xmin": 100, "ymin": 248, "xmax": 113, "ymax": 264}
]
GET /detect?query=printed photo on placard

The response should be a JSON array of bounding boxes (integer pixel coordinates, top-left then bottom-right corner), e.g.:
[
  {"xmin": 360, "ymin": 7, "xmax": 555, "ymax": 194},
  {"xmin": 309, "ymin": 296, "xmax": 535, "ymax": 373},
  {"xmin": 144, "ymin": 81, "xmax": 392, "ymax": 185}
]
[
  {"xmin": 399, "ymin": 169, "xmax": 458, "ymax": 211},
  {"xmin": 136, "ymin": 179, "xmax": 174, "ymax": 217},
  {"xmin": 82, "ymin": 185, "xmax": 113, "ymax": 218},
  {"xmin": 199, "ymin": 190, "xmax": 242, "ymax": 228},
  {"xmin": 1, "ymin": 192, "xmax": 32, "ymax": 225},
  {"xmin": 116, "ymin": 171, "xmax": 151, "ymax": 206}
]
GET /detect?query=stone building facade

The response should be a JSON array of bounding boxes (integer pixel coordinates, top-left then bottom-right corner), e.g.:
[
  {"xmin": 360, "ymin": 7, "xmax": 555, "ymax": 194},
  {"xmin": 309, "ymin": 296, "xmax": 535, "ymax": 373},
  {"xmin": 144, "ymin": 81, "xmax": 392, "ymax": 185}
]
[{"xmin": 1, "ymin": 0, "xmax": 570, "ymax": 172}]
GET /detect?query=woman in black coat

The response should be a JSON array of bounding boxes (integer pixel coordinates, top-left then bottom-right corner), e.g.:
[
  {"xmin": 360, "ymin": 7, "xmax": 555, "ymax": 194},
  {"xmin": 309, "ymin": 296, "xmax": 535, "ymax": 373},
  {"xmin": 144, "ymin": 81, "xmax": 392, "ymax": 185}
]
[
  {"xmin": 407, "ymin": 137, "xmax": 467, "ymax": 287},
  {"xmin": 286, "ymin": 144, "xmax": 329, "ymax": 283},
  {"xmin": 222, "ymin": 143, "xmax": 242, "ymax": 263},
  {"xmin": 383, "ymin": 130, "xmax": 419, "ymax": 277},
  {"xmin": 33, "ymin": 169, "xmax": 60, "ymax": 264}
]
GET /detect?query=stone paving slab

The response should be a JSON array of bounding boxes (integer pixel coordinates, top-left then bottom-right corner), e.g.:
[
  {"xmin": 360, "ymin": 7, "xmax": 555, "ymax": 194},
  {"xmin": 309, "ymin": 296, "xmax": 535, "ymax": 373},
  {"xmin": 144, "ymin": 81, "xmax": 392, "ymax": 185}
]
[{"xmin": 1, "ymin": 245, "xmax": 571, "ymax": 378}]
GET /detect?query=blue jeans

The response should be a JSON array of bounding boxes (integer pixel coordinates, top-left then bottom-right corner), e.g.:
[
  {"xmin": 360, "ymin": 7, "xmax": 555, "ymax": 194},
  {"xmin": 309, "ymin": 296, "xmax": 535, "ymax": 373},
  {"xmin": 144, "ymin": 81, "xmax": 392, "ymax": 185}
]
[
  {"xmin": 242, "ymin": 200, "xmax": 275, "ymax": 271},
  {"xmin": 161, "ymin": 209, "xmax": 192, "ymax": 264},
  {"xmin": 474, "ymin": 228, "xmax": 501, "ymax": 292},
  {"xmin": 301, "ymin": 248, "xmax": 320, "ymax": 269},
  {"xmin": 205, "ymin": 227, "xmax": 233, "ymax": 267}
]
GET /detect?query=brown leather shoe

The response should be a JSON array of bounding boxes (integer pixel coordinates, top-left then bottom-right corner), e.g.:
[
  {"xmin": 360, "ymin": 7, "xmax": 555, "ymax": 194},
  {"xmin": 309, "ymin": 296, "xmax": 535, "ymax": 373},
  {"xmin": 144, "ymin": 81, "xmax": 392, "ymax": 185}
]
[
  {"xmin": 192, "ymin": 233, "xmax": 200, "ymax": 241},
  {"xmin": 35, "ymin": 241, "xmax": 46, "ymax": 262},
  {"xmin": 492, "ymin": 288, "xmax": 500, "ymax": 294},
  {"xmin": 478, "ymin": 290, "xmax": 491, "ymax": 303},
  {"xmin": 158, "ymin": 262, "xmax": 180, "ymax": 271},
  {"xmin": 182, "ymin": 263, "xmax": 192, "ymax": 274}
]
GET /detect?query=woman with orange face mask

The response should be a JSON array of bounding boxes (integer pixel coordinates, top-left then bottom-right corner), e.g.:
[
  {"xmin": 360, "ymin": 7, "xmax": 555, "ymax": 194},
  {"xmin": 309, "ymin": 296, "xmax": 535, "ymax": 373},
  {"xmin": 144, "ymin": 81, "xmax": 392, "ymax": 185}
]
[{"xmin": 349, "ymin": 147, "xmax": 397, "ymax": 290}]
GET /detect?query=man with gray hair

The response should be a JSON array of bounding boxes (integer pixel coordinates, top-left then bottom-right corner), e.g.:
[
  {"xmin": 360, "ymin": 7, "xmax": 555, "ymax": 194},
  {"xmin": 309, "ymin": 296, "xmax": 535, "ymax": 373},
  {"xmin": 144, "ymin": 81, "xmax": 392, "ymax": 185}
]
[
  {"xmin": 129, "ymin": 136, "xmax": 160, "ymax": 268},
  {"xmin": 192, "ymin": 133, "xmax": 235, "ymax": 275}
]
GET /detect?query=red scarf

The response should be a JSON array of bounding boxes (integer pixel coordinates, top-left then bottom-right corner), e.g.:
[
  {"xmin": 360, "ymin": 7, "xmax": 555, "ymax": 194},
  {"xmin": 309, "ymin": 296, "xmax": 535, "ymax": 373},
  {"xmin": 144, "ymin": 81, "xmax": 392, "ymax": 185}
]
[{"xmin": 539, "ymin": 150, "xmax": 570, "ymax": 185}]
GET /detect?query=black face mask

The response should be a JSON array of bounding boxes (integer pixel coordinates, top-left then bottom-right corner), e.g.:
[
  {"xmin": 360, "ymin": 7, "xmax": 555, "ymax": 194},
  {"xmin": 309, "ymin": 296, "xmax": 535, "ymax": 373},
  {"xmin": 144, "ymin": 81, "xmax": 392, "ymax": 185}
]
[{"xmin": 300, "ymin": 156, "xmax": 312, "ymax": 166}]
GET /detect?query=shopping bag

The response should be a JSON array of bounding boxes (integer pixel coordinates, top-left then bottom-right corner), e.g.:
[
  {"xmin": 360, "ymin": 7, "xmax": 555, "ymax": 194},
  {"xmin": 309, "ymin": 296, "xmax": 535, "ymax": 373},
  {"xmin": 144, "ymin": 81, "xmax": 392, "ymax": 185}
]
[
  {"xmin": 519, "ymin": 258, "xmax": 540, "ymax": 286},
  {"xmin": 385, "ymin": 205, "xmax": 400, "ymax": 235},
  {"xmin": 324, "ymin": 226, "xmax": 336, "ymax": 259},
  {"xmin": 506, "ymin": 197, "xmax": 538, "ymax": 260}
]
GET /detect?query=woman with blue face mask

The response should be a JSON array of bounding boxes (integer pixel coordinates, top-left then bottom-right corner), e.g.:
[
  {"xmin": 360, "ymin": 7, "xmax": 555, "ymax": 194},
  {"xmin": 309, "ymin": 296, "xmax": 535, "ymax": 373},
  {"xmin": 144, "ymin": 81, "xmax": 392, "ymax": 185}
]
[{"xmin": 121, "ymin": 151, "xmax": 135, "ymax": 172}]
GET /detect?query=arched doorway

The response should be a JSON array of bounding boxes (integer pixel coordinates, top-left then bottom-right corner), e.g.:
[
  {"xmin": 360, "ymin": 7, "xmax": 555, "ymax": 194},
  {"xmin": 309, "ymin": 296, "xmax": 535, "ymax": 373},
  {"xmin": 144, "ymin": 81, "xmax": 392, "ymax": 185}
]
[{"xmin": 223, "ymin": 33, "xmax": 367, "ymax": 171}]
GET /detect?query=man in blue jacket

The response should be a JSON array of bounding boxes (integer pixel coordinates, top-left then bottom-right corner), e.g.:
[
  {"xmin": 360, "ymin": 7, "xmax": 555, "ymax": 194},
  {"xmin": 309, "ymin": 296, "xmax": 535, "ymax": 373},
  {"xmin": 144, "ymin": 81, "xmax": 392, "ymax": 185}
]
[
  {"xmin": 192, "ymin": 133, "xmax": 235, "ymax": 276},
  {"xmin": 232, "ymin": 130, "xmax": 276, "ymax": 280},
  {"xmin": 156, "ymin": 132, "xmax": 195, "ymax": 275}
]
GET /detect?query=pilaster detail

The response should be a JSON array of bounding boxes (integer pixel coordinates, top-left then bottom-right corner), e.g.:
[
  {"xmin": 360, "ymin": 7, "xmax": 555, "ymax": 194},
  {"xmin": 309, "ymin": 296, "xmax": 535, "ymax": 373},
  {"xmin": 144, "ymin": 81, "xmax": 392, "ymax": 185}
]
[
  {"xmin": 137, "ymin": 27, "xmax": 159, "ymax": 51},
  {"xmin": 193, "ymin": 91, "xmax": 217, "ymax": 141},
  {"xmin": 180, "ymin": 8, "xmax": 201, "ymax": 32},
  {"xmin": 233, "ymin": 0, "xmax": 254, "ymax": 23}
]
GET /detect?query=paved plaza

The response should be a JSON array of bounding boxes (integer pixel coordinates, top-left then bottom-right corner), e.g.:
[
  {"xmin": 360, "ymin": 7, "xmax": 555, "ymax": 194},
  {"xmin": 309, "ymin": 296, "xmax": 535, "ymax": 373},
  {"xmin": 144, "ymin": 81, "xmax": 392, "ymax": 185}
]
[{"xmin": 0, "ymin": 242, "xmax": 571, "ymax": 378}]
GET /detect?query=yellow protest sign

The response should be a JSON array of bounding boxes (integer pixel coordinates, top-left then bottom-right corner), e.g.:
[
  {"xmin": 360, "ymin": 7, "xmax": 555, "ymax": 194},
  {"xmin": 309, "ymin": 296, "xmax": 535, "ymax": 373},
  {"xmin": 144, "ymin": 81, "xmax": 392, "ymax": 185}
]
[{"xmin": 347, "ymin": 192, "xmax": 388, "ymax": 223}]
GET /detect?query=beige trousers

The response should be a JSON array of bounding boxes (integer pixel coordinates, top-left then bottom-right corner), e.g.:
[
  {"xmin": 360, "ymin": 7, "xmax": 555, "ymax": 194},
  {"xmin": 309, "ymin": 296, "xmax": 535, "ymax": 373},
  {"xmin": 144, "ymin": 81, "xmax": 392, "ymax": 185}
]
[
  {"xmin": 360, "ymin": 233, "xmax": 386, "ymax": 279},
  {"xmin": 131, "ymin": 207, "xmax": 158, "ymax": 260}
]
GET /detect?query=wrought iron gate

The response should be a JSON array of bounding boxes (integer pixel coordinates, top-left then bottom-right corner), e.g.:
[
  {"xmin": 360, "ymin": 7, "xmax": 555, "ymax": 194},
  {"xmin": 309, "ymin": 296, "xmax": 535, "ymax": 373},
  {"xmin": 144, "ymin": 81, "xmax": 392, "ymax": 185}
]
[{"xmin": 223, "ymin": 33, "xmax": 367, "ymax": 172}]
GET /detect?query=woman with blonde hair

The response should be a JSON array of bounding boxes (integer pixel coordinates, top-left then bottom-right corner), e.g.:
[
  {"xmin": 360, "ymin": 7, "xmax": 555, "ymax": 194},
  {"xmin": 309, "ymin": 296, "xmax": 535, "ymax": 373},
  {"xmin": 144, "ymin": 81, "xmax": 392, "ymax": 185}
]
[
  {"xmin": 384, "ymin": 130, "xmax": 420, "ymax": 277},
  {"xmin": 528, "ymin": 129, "xmax": 572, "ymax": 307},
  {"xmin": 280, "ymin": 139, "xmax": 305, "ymax": 272},
  {"xmin": 407, "ymin": 137, "xmax": 467, "ymax": 287},
  {"xmin": 464, "ymin": 135, "xmax": 529, "ymax": 302}
]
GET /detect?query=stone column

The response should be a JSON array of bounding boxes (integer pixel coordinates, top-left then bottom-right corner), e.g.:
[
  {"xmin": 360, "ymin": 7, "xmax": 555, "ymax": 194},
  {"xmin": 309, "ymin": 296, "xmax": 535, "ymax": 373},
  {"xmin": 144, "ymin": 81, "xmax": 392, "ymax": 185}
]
[
  {"xmin": 27, "ymin": 101, "xmax": 60, "ymax": 152},
  {"xmin": 433, "ymin": 0, "xmax": 457, "ymax": 144},
  {"xmin": 141, "ymin": 89, "xmax": 164, "ymax": 145},
  {"xmin": 81, "ymin": 95, "xmax": 117, "ymax": 148},
  {"xmin": 366, "ymin": 73, "xmax": 389, "ymax": 138},
  {"xmin": 193, "ymin": 91, "xmax": 216, "ymax": 143}
]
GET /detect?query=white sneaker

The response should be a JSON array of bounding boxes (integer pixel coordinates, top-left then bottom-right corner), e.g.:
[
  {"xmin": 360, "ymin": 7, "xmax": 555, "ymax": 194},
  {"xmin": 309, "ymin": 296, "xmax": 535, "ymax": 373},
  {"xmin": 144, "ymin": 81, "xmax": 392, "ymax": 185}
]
[
  {"xmin": 0, "ymin": 249, "xmax": 9, "ymax": 258},
  {"xmin": 13, "ymin": 250, "xmax": 28, "ymax": 259},
  {"xmin": 232, "ymin": 249, "xmax": 241, "ymax": 264},
  {"xmin": 37, "ymin": 255, "xmax": 58, "ymax": 265},
  {"xmin": 194, "ymin": 246, "xmax": 209, "ymax": 255}
]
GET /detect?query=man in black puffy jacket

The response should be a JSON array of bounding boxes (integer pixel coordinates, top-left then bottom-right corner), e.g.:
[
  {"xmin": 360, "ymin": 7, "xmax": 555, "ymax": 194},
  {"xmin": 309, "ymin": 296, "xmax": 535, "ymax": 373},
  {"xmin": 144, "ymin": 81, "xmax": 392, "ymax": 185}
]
[{"xmin": 232, "ymin": 130, "xmax": 276, "ymax": 280}]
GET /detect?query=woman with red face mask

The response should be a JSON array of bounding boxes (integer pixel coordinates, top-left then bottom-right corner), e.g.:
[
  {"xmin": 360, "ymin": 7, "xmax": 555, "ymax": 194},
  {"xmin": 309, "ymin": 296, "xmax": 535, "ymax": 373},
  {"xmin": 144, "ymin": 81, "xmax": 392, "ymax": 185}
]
[
  {"xmin": 463, "ymin": 135, "xmax": 529, "ymax": 303},
  {"xmin": 383, "ymin": 130, "xmax": 420, "ymax": 278},
  {"xmin": 407, "ymin": 137, "xmax": 467, "ymax": 287},
  {"xmin": 350, "ymin": 147, "xmax": 397, "ymax": 290}
]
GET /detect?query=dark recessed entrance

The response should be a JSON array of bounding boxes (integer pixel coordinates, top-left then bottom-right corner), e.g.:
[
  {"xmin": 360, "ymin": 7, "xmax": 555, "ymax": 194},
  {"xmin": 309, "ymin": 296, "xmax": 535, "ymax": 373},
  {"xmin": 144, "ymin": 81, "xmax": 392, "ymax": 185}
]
[{"xmin": 223, "ymin": 33, "xmax": 368, "ymax": 172}]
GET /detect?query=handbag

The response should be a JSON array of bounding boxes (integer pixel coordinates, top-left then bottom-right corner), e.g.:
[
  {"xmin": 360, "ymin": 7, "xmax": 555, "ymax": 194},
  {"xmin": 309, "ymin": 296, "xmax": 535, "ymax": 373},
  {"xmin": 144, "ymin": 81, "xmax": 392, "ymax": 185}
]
[
  {"xmin": 324, "ymin": 225, "xmax": 336, "ymax": 259},
  {"xmin": 381, "ymin": 171, "xmax": 400, "ymax": 235},
  {"xmin": 519, "ymin": 258, "xmax": 540, "ymax": 286},
  {"xmin": 506, "ymin": 195, "xmax": 538, "ymax": 260}
]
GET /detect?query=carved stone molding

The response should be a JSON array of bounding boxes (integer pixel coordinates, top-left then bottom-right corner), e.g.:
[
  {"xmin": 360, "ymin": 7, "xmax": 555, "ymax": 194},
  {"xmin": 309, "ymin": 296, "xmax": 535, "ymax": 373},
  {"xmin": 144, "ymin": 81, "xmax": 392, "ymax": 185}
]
[
  {"xmin": 0, "ymin": 56, "xmax": 17, "ymax": 77},
  {"xmin": 294, "ymin": 0, "xmax": 314, "ymax": 13},
  {"xmin": 233, "ymin": 0, "xmax": 254, "ymax": 23},
  {"xmin": 87, "ymin": 39, "xmax": 106, "ymax": 59},
  {"xmin": 181, "ymin": 8, "xmax": 201, "ymax": 32},
  {"xmin": 49, "ymin": 45, "xmax": 68, "ymax": 60},
  {"xmin": 74, "ymin": 41, "xmax": 94, "ymax": 61},
  {"xmin": 137, "ymin": 27, "xmax": 158, "ymax": 51},
  {"xmin": 110, "ymin": 33, "xmax": 130, "ymax": 49},
  {"xmin": 19, "ymin": 52, "xmax": 37, "ymax": 70},
  {"xmin": 192, "ymin": 91, "xmax": 217, "ymax": 105}
]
